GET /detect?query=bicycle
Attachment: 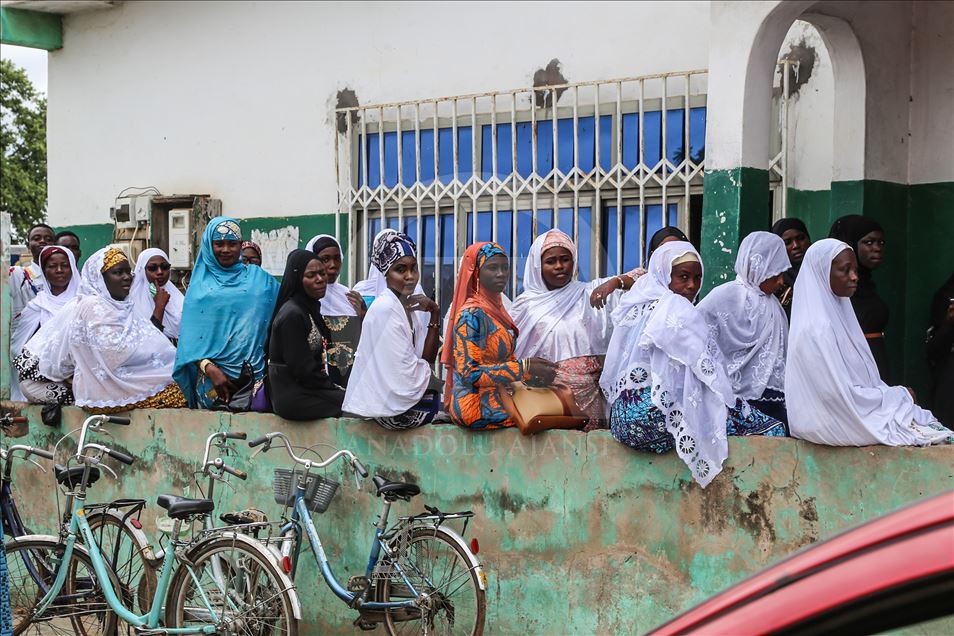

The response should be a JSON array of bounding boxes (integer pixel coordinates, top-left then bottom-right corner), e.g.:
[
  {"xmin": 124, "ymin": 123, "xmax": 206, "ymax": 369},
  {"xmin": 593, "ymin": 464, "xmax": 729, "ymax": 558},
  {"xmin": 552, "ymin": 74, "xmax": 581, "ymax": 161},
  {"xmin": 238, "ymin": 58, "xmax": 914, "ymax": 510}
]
[
  {"xmin": 5, "ymin": 414, "xmax": 301, "ymax": 635},
  {"xmin": 247, "ymin": 431, "xmax": 488, "ymax": 635}
]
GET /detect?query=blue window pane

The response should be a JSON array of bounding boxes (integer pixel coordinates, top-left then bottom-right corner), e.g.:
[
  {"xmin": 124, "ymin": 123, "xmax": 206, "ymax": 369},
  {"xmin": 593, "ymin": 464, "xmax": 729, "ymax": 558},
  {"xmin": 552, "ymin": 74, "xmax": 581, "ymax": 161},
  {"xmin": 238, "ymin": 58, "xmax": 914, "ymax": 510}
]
[
  {"xmin": 516, "ymin": 122, "xmax": 533, "ymax": 177},
  {"xmin": 598, "ymin": 115, "xmax": 612, "ymax": 171},
  {"xmin": 495, "ymin": 211, "xmax": 513, "ymax": 258},
  {"xmin": 536, "ymin": 120, "xmax": 553, "ymax": 176},
  {"xmin": 689, "ymin": 106, "xmax": 706, "ymax": 164},
  {"xmin": 556, "ymin": 208, "xmax": 575, "ymax": 237},
  {"xmin": 643, "ymin": 111, "xmax": 662, "ymax": 168},
  {"xmin": 366, "ymin": 134, "xmax": 382, "ymax": 188},
  {"xmin": 465, "ymin": 211, "xmax": 494, "ymax": 244},
  {"xmin": 666, "ymin": 109, "xmax": 685, "ymax": 165},
  {"xmin": 576, "ymin": 207, "xmax": 593, "ymax": 282},
  {"xmin": 401, "ymin": 130, "xmax": 417, "ymax": 186},
  {"xmin": 419, "ymin": 129, "xmax": 436, "ymax": 184},
  {"xmin": 621, "ymin": 113, "xmax": 639, "ymax": 169},
  {"xmin": 557, "ymin": 118, "xmax": 574, "ymax": 174},
  {"xmin": 438, "ymin": 127, "xmax": 473, "ymax": 184},
  {"xmin": 439, "ymin": 213, "xmax": 456, "ymax": 314}
]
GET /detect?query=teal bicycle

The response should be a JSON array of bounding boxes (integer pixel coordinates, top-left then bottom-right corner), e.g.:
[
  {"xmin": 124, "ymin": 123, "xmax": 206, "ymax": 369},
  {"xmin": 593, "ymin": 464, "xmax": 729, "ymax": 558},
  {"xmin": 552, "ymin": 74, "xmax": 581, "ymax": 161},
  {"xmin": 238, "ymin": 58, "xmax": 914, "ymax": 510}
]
[
  {"xmin": 247, "ymin": 431, "xmax": 487, "ymax": 635},
  {"xmin": 4, "ymin": 414, "xmax": 301, "ymax": 635}
]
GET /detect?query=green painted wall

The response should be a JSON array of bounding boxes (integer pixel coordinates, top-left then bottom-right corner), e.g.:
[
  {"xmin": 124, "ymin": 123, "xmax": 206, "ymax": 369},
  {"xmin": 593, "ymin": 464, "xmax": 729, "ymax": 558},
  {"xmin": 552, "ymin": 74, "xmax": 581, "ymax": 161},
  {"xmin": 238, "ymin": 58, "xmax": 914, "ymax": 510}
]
[
  {"xmin": 0, "ymin": 7, "xmax": 62, "ymax": 51},
  {"xmin": 785, "ymin": 187, "xmax": 832, "ymax": 241},
  {"xmin": 700, "ymin": 167, "xmax": 771, "ymax": 290},
  {"xmin": 3, "ymin": 406, "xmax": 952, "ymax": 634},
  {"xmin": 54, "ymin": 223, "xmax": 114, "ymax": 269}
]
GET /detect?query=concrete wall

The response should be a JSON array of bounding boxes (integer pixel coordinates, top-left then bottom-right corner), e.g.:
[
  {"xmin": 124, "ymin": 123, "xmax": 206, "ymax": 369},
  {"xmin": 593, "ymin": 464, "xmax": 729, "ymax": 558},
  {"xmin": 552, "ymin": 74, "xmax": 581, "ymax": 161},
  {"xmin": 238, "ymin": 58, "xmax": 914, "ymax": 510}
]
[
  {"xmin": 4, "ymin": 405, "xmax": 953, "ymax": 634},
  {"xmin": 46, "ymin": 0, "xmax": 712, "ymax": 227}
]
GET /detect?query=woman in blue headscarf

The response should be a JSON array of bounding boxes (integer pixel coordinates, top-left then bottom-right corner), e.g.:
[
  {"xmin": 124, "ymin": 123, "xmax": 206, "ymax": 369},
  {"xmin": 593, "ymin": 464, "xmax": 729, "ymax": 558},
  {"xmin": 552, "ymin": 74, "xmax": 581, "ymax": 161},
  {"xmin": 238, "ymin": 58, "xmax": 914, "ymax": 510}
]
[{"xmin": 174, "ymin": 217, "xmax": 279, "ymax": 408}]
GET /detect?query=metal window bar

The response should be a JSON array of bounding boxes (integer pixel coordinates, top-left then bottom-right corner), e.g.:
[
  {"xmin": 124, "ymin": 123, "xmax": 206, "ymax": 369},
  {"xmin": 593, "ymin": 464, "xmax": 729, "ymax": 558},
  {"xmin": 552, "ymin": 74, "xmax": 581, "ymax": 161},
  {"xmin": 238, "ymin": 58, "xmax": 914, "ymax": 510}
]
[
  {"xmin": 337, "ymin": 70, "xmax": 711, "ymax": 313},
  {"xmin": 770, "ymin": 59, "xmax": 798, "ymax": 224}
]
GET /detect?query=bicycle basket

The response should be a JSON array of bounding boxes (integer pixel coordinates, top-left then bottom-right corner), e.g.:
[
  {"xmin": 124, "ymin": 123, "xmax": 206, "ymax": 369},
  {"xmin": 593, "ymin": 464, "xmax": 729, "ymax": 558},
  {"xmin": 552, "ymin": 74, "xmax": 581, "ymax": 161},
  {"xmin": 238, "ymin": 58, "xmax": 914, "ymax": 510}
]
[{"xmin": 273, "ymin": 468, "xmax": 338, "ymax": 514}]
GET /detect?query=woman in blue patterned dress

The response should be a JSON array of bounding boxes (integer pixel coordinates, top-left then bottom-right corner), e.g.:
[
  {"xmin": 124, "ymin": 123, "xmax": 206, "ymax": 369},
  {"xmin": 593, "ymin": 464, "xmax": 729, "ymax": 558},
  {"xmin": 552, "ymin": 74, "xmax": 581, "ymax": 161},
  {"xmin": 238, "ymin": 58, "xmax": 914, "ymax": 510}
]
[{"xmin": 599, "ymin": 241, "xmax": 786, "ymax": 488}]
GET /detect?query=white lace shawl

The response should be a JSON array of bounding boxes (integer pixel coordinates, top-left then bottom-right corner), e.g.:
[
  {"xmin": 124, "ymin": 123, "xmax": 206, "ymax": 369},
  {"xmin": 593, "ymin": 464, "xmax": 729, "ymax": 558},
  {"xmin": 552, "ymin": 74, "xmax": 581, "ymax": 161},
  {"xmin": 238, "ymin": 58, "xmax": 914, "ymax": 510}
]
[
  {"xmin": 600, "ymin": 241, "xmax": 735, "ymax": 488},
  {"xmin": 786, "ymin": 239, "xmax": 952, "ymax": 446},
  {"xmin": 11, "ymin": 246, "xmax": 80, "ymax": 359},
  {"xmin": 129, "ymin": 248, "xmax": 184, "ymax": 339},
  {"xmin": 697, "ymin": 232, "xmax": 790, "ymax": 400},
  {"xmin": 24, "ymin": 248, "xmax": 178, "ymax": 408},
  {"xmin": 511, "ymin": 230, "xmax": 620, "ymax": 361}
]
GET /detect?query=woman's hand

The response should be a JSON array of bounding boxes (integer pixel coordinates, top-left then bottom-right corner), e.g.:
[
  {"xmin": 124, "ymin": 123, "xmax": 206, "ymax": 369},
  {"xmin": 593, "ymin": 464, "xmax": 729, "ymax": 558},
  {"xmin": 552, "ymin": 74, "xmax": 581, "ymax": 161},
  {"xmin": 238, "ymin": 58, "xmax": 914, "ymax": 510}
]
[
  {"xmin": 205, "ymin": 363, "xmax": 236, "ymax": 403},
  {"xmin": 526, "ymin": 358, "xmax": 558, "ymax": 386},
  {"xmin": 347, "ymin": 290, "xmax": 367, "ymax": 319},
  {"xmin": 589, "ymin": 279, "xmax": 618, "ymax": 309},
  {"xmin": 405, "ymin": 294, "xmax": 439, "ymax": 315},
  {"xmin": 152, "ymin": 287, "xmax": 170, "ymax": 320}
]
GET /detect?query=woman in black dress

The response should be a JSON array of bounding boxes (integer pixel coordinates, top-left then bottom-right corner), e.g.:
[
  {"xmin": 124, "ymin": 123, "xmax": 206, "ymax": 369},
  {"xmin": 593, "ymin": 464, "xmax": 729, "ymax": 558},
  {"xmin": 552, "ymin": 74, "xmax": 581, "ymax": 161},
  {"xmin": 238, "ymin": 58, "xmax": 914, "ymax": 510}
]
[
  {"xmin": 771, "ymin": 217, "xmax": 812, "ymax": 320},
  {"xmin": 267, "ymin": 249, "xmax": 345, "ymax": 420},
  {"xmin": 829, "ymin": 215, "xmax": 890, "ymax": 381}
]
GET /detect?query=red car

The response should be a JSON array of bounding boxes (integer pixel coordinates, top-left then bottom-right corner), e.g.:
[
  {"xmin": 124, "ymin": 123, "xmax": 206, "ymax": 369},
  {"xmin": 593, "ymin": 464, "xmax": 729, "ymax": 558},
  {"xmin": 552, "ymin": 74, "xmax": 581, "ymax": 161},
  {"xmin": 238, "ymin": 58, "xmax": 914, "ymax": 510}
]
[{"xmin": 650, "ymin": 491, "xmax": 954, "ymax": 635}]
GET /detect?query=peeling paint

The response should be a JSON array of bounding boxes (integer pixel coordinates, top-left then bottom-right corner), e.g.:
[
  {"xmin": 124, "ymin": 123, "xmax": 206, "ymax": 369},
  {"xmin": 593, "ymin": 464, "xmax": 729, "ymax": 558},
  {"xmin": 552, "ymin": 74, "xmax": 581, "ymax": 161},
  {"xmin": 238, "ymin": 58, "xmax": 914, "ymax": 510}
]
[{"xmin": 532, "ymin": 59, "xmax": 567, "ymax": 109}]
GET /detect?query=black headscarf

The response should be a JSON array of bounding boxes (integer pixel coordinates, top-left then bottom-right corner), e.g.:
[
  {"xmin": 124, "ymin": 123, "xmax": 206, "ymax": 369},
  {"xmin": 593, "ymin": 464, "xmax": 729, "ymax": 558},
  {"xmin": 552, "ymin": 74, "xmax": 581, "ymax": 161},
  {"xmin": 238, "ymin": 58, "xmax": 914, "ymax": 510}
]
[
  {"xmin": 311, "ymin": 236, "xmax": 339, "ymax": 256},
  {"xmin": 648, "ymin": 227, "xmax": 689, "ymax": 257},
  {"xmin": 828, "ymin": 215, "xmax": 883, "ymax": 276},
  {"xmin": 267, "ymin": 249, "xmax": 332, "ymax": 352},
  {"xmin": 771, "ymin": 217, "xmax": 810, "ymax": 239}
]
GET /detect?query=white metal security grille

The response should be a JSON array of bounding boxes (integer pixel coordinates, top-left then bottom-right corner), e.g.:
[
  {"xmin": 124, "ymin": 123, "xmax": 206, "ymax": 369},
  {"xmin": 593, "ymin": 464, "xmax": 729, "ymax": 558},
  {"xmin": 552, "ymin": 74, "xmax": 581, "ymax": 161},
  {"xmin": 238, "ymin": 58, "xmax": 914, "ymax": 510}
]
[
  {"xmin": 335, "ymin": 70, "xmax": 709, "ymax": 312},
  {"xmin": 770, "ymin": 58, "xmax": 799, "ymax": 223}
]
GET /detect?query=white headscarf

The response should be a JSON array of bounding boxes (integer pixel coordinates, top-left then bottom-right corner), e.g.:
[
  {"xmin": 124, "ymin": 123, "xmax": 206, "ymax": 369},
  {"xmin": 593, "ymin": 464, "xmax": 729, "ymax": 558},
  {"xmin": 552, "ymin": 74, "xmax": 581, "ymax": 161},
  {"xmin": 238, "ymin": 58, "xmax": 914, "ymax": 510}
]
[
  {"xmin": 600, "ymin": 241, "xmax": 735, "ymax": 488},
  {"xmin": 304, "ymin": 234, "xmax": 357, "ymax": 316},
  {"xmin": 342, "ymin": 290, "xmax": 431, "ymax": 417},
  {"xmin": 24, "ymin": 247, "xmax": 178, "ymax": 409},
  {"xmin": 511, "ymin": 230, "xmax": 618, "ymax": 361},
  {"xmin": 698, "ymin": 232, "xmax": 790, "ymax": 400},
  {"xmin": 129, "ymin": 248, "xmax": 184, "ymax": 339},
  {"xmin": 11, "ymin": 245, "xmax": 80, "ymax": 358},
  {"xmin": 786, "ymin": 239, "xmax": 952, "ymax": 446}
]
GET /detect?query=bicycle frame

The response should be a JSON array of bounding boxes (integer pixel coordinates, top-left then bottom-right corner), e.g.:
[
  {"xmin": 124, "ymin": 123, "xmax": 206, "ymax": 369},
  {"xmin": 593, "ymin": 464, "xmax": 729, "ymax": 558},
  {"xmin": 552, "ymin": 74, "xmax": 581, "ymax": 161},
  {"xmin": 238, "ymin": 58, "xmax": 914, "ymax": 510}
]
[
  {"xmin": 33, "ymin": 495, "xmax": 220, "ymax": 634},
  {"xmin": 289, "ymin": 485, "xmax": 422, "ymax": 611}
]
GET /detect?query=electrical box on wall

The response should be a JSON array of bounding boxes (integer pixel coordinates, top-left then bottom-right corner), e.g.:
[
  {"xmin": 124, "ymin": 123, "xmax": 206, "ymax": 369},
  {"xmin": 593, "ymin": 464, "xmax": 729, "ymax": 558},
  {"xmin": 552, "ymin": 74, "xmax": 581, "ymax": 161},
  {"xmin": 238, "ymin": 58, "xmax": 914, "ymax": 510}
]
[{"xmin": 168, "ymin": 209, "xmax": 192, "ymax": 268}]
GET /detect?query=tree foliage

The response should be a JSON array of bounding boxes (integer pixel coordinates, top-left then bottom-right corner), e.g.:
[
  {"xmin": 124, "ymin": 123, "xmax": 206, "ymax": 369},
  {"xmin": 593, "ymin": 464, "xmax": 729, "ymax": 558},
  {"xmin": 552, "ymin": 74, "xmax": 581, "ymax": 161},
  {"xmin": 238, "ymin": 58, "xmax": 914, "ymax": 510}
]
[{"xmin": 1, "ymin": 58, "xmax": 47, "ymax": 241}]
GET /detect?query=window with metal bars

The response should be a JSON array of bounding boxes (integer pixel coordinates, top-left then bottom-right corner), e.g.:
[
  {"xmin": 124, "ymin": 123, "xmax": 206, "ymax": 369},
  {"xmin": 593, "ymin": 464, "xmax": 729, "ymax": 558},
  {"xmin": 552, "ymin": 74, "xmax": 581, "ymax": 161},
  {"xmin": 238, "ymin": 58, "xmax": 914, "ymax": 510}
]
[{"xmin": 336, "ymin": 71, "xmax": 708, "ymax": 314}]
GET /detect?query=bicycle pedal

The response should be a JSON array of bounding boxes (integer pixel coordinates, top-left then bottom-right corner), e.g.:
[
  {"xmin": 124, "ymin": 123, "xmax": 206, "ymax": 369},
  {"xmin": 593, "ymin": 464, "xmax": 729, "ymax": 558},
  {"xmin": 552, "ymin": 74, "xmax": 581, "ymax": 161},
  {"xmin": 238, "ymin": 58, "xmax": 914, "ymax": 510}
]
[
  {"xmin": 347, "ymin": 575, "xmax": 371, "ymax": 593},
  {"xmin": 353, "ymin": 617, "xmax": 378, "ymax": 631}
]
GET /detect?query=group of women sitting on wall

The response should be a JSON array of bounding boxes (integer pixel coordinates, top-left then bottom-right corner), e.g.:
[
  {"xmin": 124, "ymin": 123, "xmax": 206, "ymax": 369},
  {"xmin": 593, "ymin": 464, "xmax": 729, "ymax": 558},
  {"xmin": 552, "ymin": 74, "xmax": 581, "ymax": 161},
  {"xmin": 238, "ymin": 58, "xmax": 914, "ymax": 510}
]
[{"xmin": 8, "ymin": 213, "xmax": 953, "ymax": 487}]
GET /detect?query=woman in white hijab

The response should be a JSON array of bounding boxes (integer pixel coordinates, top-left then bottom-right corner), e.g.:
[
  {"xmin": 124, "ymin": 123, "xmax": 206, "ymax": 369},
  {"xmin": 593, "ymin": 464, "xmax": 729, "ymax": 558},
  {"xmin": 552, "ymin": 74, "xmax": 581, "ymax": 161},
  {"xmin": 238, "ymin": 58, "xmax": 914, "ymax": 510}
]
[
  {"xmin": 511, "ymin": 229, "xmax": 642, "ymax": 425},
  {"xmin": 343, "ymin": 232, "xmax": 442, "ymax": 429},
  {"xmin": 786, "ymin": 239, "xmax": 952, "ymax": 446},
  {"xmin": 129, "ymin": 248, "xmax": 184, "ymax": 343},
  {"xmin": 20, "ymin": 247, "xmax": 186, "ymax": 412},
  {"xmin": 11, "ymin": 245, "xmax": 80, "ymax": 404},
  {"xmin": 600, "ymin": 241, "xmax": 786, "ymax": 488},
  {"xmin": 698, "ymin": 231, "xmax": 790, "ymax": 425}
]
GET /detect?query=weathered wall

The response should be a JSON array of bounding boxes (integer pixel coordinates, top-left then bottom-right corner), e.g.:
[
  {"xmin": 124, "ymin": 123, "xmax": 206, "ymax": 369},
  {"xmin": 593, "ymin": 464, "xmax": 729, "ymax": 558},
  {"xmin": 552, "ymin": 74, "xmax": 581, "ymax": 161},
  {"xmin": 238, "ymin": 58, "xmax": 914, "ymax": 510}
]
[
  {"xmin": 46, "ymin": 0, "xmax": 712, "ymax": 227},
  {"xmin": 4, "ymin": 405, "xmax": 953, "ymax": 634}
]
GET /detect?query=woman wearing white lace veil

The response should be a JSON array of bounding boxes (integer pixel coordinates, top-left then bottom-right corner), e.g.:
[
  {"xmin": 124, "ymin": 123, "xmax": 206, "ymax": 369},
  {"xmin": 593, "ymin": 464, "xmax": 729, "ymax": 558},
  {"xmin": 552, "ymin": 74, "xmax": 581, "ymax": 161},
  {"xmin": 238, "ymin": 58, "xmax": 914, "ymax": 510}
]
[
  {"xmin": 698, "ymin": 231, "xmax": 790, "ymax": 425},
  {"xmin": 511, "ymin": 229, "xmax": 641, "ymax": 425},
  {"xmin": 600, "ymin": 241, "xmax": 786, "ymax": 488},
  {"xmin": 11, "ymin": 245, "xmax": 80, "ymax": 404},
  {"xmin": 786, "ymin": 239, "xmax": 952, "ymax": 446},
  {"xmin": 22, "ymin": 247, "xmax": 186, "ymax": 412}
]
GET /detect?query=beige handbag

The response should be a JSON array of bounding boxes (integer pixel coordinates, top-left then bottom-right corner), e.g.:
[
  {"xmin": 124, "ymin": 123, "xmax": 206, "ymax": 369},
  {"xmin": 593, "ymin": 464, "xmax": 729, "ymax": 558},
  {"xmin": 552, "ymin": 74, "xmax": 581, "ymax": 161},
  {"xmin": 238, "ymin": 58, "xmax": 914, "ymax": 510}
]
[{"xmin": 499, "ymin": 382, "xmax": 589, "ymax": 435}]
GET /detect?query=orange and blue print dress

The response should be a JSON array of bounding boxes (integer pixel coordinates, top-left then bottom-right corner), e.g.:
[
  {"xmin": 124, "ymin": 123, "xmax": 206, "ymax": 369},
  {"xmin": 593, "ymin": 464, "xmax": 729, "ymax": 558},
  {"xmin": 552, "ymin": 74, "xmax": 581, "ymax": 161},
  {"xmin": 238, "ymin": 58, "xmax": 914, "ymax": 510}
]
[{"xmin": 448, "ymin": 306, "xmax": 527, "ymax": 430}]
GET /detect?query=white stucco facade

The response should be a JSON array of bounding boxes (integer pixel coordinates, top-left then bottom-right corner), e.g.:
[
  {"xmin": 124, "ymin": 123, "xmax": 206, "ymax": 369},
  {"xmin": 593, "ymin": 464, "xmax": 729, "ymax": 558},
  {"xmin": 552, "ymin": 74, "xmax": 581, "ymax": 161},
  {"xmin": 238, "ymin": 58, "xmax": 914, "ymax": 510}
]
[{"xmin": 46, "ymin": 0, "xmax": 714, "ymax": 226}]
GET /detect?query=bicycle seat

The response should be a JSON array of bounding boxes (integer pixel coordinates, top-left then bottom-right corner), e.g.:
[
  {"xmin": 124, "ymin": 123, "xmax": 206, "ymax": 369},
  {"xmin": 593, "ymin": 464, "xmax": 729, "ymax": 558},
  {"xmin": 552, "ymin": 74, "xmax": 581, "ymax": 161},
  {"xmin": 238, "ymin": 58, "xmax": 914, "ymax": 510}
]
[
  {"xmin": 372, "ymin": 475, "xmax": 420, "ymax": 501},
  {"xmin": 157, "ymin": 494, "xmax": 214, "ymax": 520},
  {"xmin": 54, "ymin": 464, "xmax": 100, "ymax": 488}
]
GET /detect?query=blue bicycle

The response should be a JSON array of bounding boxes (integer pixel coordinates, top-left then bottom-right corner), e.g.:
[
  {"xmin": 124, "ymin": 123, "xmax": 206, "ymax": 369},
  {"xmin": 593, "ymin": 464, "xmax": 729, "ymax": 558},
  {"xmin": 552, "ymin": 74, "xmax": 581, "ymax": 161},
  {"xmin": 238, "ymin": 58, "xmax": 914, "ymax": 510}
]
[
  {"xmin": 5, "ymin": 415, "xmax": 300, "ymax": 635},
  {"xmin": 248, "ymin": 431, "xmax": 487, "ymax": 635}
]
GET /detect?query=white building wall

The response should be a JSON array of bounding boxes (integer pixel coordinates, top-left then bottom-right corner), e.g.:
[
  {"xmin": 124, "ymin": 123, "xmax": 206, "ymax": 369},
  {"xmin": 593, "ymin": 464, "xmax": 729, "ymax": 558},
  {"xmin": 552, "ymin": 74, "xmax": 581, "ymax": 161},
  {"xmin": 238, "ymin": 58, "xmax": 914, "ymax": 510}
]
[
  {"xmin": 776, "ymin": 20, "xmax": 835, "ymax": 192},
  {"xmin": 46, "ymin": 0, "xmax": 713, "ymax": 227}
]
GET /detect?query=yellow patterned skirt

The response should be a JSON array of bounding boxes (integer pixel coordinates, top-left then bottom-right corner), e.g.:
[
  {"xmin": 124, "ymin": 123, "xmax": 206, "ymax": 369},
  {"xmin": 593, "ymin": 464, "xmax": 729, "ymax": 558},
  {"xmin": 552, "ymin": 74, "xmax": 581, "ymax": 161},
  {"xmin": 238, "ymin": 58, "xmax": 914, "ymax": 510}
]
[{"xmin": 84, "ymin": 383, "xmax": 187, "ymax": 414}]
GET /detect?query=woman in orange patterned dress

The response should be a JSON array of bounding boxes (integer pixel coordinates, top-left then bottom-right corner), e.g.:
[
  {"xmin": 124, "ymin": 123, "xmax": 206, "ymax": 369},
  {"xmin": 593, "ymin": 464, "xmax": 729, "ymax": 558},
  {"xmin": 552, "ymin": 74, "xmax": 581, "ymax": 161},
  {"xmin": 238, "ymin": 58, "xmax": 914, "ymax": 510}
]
[{"xmin": 441, "ymin": 242, "xmax": 557, "ymax": 430}]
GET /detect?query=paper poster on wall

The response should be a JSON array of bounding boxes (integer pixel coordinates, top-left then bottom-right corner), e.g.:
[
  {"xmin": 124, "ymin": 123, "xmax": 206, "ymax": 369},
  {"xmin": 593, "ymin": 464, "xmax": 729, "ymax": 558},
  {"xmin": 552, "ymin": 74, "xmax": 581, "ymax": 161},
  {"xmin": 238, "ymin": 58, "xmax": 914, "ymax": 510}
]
[{"xmin": 250, "ymin": 226, "xmax": 300, "ymax": 276}]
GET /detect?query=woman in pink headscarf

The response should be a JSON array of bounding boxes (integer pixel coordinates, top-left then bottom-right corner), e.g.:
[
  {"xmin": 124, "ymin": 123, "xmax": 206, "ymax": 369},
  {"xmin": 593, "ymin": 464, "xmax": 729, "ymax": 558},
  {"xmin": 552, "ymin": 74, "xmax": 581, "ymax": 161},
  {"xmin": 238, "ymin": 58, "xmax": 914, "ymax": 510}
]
[{"xmin": 509, "ymin": 230, "xmax": 643, "ymax": 426}]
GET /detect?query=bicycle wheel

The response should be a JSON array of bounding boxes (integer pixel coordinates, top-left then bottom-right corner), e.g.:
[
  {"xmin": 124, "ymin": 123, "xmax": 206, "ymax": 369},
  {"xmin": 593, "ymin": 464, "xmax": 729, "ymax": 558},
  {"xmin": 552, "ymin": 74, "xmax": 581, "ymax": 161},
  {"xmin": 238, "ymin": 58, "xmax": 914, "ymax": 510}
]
[
  {"xmin": 86, "ymin": 510, "xmax": 158, "ymax": 615},
  {"xmin": 164, "ymin": 535, "xmax": 298, "ymax": 635},
  {"xmin": 377, "ymin": 526, "xmax": 486, "ymax": 635},
  {"xmin": 4, "ymin": 536, "xmax": 119, "ymax": 635}
]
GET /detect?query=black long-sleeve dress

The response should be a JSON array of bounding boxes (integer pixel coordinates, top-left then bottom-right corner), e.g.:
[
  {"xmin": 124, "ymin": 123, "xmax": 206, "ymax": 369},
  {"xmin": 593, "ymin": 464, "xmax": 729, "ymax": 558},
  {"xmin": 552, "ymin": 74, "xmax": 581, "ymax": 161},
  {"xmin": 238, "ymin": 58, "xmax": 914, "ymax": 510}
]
[
  {"xmin": 927, "ymin": 275, "xmax": 954, "ymax": 427},
  {"xmin": 268, "ymin": 301, "xmax": 345, "ymax": 420},
  {"xmin": 852, "ymin": 273, "xmax": 891, "ymax": 382}
]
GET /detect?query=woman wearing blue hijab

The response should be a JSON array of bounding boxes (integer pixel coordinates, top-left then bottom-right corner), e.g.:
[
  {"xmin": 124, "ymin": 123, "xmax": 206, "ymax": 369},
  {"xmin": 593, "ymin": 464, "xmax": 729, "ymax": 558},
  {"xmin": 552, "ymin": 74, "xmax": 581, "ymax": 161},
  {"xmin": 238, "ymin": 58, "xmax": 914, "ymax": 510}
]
[{"xmin": 174, "ymin": 217, "xmax": 279, "ymax": 408}]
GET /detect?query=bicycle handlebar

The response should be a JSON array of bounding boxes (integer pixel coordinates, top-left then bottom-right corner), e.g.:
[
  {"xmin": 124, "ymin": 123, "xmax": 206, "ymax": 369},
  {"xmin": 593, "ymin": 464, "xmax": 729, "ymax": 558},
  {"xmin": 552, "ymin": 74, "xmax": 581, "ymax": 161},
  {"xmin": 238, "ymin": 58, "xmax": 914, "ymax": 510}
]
[
  {"xmin": 225, "ymin": 431, "xmax": 247, "ymax": 440},
  {"xmin": 247, "ymin": 431, "xmax": 364, "ymax": 476},
  {"xmin": 105, "ymin": 416, "xmax": 130, "ymax": 425},
  {"xmin": 0, "ymin": 415, "xmax": 28, "ymax": 425},
  {"xmin": 211, "ymin": 458, "xmax": 247, "ymax": 480},
  {"xmin": 106, "ymin": 447, "xmax": 135, "ymax": 465}
]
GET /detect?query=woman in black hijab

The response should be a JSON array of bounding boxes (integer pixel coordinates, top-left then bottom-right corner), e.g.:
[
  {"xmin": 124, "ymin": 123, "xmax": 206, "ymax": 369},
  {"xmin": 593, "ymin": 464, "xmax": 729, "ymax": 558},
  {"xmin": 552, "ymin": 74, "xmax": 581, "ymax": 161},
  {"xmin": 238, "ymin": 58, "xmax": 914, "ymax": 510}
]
[
  {"xmin": 648, "ymin": 227, "xmax": 689, "ymax": 259},
  {"xmin": 829, "ymin": 214, "xmax": 890, "ymax": 381},
  {"xmin": 927, "ymin": 274, "xmax": 954, "ymax": 427},
  {"xmin": 771, "ymin": 217, "xmax": 812, "ymax": 319},
  {"xmin": 267, "ymin": 249, "xmax": 345, "ymax": 420}
]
